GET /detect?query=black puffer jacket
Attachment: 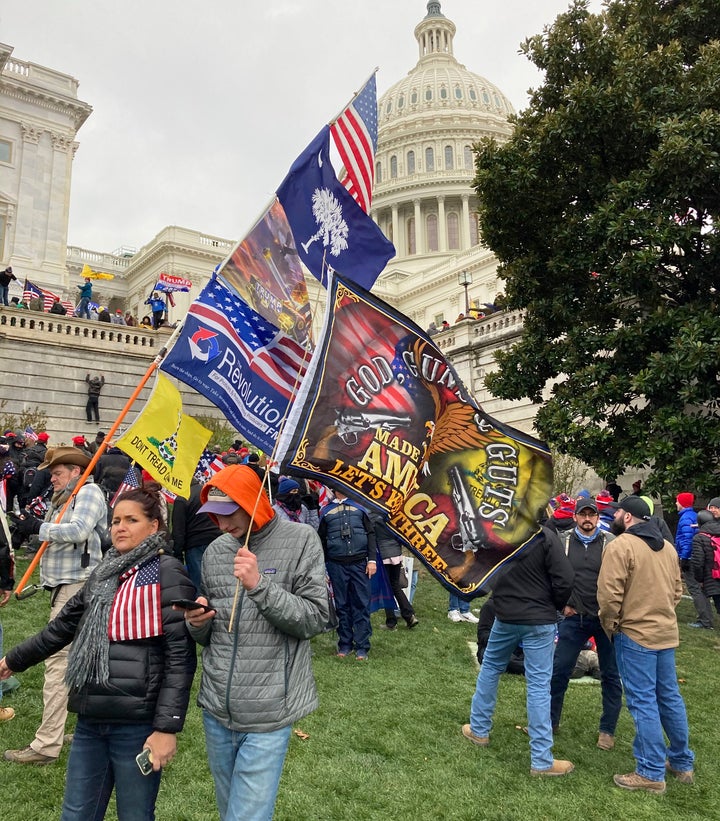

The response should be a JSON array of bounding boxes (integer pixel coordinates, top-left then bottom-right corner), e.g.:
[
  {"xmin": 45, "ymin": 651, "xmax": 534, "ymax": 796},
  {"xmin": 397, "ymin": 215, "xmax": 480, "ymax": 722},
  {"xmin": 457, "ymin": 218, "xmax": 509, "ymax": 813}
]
[
  {"xmin": 691, "ymin": 518, "xmax": 720, "ymax": 597},
  {"xmin": 6, "ymin": 553, "xmax": 196, "ymax": 732},
  {"xmin": 490, "ymin": 527, "xmax": 574, "ymax": 624}
]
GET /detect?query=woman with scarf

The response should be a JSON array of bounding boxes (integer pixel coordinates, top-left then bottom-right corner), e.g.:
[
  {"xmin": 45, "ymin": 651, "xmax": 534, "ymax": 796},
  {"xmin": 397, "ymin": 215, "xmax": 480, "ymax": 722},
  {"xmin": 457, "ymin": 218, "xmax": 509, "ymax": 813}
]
[{"xmin": 0, "ymin": 484, "xmax": 197, "ymax": 820}]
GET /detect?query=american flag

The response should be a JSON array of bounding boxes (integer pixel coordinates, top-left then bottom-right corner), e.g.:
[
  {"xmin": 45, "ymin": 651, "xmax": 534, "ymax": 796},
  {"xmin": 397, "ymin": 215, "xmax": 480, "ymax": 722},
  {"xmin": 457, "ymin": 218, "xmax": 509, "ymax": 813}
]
[
  {"xmin": 108, "ymin": 556, "xmax": 163, "ymax": 641},
  {"xmin": 61, "ymin": 301, "xmax": 76, "ymax": 317},
  {"xmin": 22, "ymin": 278, "xmax": 61, "ymax": 312},
  {"xmin": 330, "ymin": 74, "xmax": 378, "ymax": 214},
  {"xmin": 1, "ymin": 460, "xmax": 16, "ymax": 480},
  {"xmin": 110, "ymin": 465, "xmax": 142, "ymax": 508},
  {"xmin": 194, "ymin": 449, "xmax": 225, "ymax": 483},
  {"xmin": 24, "ymin": 426, "xmax": 38, "ymax": 442}
]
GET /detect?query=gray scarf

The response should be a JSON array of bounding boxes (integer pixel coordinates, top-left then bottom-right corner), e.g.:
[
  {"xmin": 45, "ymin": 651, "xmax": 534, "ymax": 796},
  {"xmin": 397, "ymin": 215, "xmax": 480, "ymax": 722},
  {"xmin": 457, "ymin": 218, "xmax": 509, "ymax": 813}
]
[{"xmin": 65, "ymin": 532, "xmax": 166, "ymax": 690}]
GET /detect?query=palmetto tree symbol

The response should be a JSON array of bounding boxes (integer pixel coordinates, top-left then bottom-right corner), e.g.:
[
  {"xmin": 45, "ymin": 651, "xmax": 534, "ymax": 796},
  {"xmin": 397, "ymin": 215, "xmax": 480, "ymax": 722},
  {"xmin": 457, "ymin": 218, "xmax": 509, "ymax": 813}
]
[{"xmin": 301, "ymin": 188, "xmax": 349, "ymax": 257}]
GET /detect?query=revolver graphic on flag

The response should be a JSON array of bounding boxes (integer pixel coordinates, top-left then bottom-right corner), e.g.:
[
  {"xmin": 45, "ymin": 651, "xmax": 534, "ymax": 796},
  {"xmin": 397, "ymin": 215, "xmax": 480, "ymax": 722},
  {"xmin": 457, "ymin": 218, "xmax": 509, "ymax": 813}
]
[
  {"xmin": 335, "ymin": 409, "xmax": 412, "ymax": 445},
  {"xmin": 449, "ymin": 466, "xmax": 489, "ymax": 553}
]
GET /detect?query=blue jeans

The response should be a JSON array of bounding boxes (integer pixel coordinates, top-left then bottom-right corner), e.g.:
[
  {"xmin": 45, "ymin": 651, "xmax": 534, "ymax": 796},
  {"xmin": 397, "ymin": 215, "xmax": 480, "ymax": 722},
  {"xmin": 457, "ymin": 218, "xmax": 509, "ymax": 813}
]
[
  {"xmin": 185, "ymin": 544, "xmax": 208, "ymax": 594},
  {"xmin": 449, "ymin": 593, "xmax": 470, "ymax": 614},
  {"xmin": 614, "ymin": 632, "xmax": 694, "ymax": 781},
  {"xmin": 203, "ymin": 711, "xmax": 291, "ymax": 821},
  {"xmin": 0, "ymin": 284, "xmax": 8, "ymax": 306},
  {"xmin": 550, "ymin": 614, "xmax": 622, "ymax": 734},
  {"xmin": 326, "ymin": 560, "xmax": 372, "ymax": 654},
  {"xmin": 61, "ymin": 718, "xmax": 160, "ymax": 821},
  {"xmin": 470, "ymin": 620, "xmax": 556, "ymax": 770},
  {"xmin": 77, "ymin": 297, "xmax": 90, "ymax": 319}
]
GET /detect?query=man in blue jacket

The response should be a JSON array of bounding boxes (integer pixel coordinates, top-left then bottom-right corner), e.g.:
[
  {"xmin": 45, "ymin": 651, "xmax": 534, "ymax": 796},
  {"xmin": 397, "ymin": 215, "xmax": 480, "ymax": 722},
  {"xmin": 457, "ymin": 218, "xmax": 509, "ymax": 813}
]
[
  {"xmin": 675, "ymin": 492, "xmax": 706, "ymax": 628},
  {"xmin": 318, "ymin": 490, "xmax": 377, "ymax": 660}
]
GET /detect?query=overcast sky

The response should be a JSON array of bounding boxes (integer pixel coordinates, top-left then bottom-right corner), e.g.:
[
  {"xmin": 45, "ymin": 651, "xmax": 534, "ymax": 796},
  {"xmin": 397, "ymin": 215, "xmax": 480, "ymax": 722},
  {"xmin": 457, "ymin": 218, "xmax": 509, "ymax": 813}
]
[{"xmin": 2, "ymin": 0, "xmax": 603, "ymax": 254}]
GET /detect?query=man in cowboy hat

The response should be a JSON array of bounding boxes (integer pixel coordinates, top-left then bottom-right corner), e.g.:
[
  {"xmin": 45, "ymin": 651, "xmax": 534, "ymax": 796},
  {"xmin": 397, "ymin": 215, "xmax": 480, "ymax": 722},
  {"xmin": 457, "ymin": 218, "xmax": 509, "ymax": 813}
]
[{"xmin": 4, "ymin": 446, "xmax": 106, "ymax": 765}]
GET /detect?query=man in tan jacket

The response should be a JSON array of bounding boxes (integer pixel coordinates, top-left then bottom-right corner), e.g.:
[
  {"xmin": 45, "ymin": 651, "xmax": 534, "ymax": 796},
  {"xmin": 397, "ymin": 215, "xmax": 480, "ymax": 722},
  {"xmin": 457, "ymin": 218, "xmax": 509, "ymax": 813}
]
[{"xmin": 598, "ymin": 495, "xmax": 694, "ymax": 794}]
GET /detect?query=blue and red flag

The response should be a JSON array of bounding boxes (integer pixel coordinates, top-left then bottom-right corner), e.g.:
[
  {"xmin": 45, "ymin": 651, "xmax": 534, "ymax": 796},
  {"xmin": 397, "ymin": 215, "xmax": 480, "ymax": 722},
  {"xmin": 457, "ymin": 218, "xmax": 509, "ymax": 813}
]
[
  {"xmin": 160, "ymin": 274, "xmax": 310, "ymax": 455},
  {"xmin": 276, "ymin": 126, "xmax": 394, "ymax": 290}
]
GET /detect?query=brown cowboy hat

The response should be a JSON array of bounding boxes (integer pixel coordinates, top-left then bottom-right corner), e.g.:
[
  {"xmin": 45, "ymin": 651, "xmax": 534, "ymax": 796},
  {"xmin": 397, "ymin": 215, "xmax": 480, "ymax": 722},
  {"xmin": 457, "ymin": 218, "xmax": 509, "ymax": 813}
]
[{"xmin": 38, "ymin": 446, "xmax": 91, "ymax": 471}]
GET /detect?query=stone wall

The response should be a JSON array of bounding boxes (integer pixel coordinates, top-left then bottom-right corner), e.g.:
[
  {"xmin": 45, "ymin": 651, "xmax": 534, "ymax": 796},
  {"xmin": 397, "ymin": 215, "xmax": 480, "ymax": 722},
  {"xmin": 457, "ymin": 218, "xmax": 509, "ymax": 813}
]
[{"xmin": 0, "ymin": 307, "xmax": 227, "ymax": 444}]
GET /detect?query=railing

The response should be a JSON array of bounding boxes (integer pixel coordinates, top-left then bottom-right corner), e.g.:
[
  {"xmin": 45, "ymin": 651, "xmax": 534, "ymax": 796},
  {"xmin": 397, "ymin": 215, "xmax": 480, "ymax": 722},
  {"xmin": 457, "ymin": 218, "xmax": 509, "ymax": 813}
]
[
  {"xmin": 0, "ymin": 307, "xmax": 168, "ymax": 351},
  {"xmin": 431, "ymin": 309, "xmax": 524, "ymax": 351}
]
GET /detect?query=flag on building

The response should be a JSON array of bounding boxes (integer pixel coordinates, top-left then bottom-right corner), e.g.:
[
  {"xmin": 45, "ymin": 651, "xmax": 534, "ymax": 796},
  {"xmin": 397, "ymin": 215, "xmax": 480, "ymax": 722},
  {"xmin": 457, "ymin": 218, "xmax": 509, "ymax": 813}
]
[
  {"xmin": 23, "ymin": 426, "xmax": 38, "ymax": 442},
  {"xmin": 22, "ymin": 279, "xmax": 60, "ymax": 312},
  {"xmin": 153, "ymin": 272, "xmax": 192, "ymax": 293},
  {"xmin": 61, "ymin": 301, "xmax": 76, "ymax": 317},
  {"xmin": 115, "ymin": 374, "xmax": 212, "ymax": 499},
  {"xmin": 110, "ymin": 465, "xmax": 142, "ymax": 507},
  {"xmin": 160, "ymin": 273, "xmax": 310, "ymax": 455},
  {"xmin": 276, "ymin": 126, "xmax": 394, "ymax": 289},
  {"xmin": 330, "ymin": 73, "xmax": 378, "ymax": 214},
  {"xmin": 108, "ymin": 556, "xmax": 163, "ymax": 640},
  {"xmin": 81, "ymin": 263, "xmax": 115, "ymax": 280},
  {"xmin": 275, "ymin": 274, "xmax": 554, "ymax": 598}
]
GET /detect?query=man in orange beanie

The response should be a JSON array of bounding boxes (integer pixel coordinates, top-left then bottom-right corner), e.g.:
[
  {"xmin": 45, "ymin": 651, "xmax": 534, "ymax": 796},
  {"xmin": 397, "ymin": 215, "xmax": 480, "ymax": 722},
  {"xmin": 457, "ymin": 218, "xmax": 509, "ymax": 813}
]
[{"xmin": 184, "ymin": 465, "xmax": 329, "ymax": 820}]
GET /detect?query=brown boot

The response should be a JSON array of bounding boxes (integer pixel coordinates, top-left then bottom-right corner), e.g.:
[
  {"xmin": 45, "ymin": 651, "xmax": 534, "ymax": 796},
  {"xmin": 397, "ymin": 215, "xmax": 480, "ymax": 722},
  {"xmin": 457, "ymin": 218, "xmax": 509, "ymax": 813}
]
[
  {"xmin": 613, "ymin": 772, "xmax": 666, "ymax": 793},
  {"xmin": 597, "ymin": 732, "xmax": 615, "ymax": 750},
  {"xmin": 3, "ymin": 746, "xmax": 57, "ymax": 765},
  {"xmin": 530, "ymin": 759, "xmax": 574, "ymax": 776},
  {"xmin": 665, "ymin": 761, "xmax": 694, "ymax": 785},
  {"xmin": 461, "ymin": 724, "xmax": 489, "ymax": 747}
]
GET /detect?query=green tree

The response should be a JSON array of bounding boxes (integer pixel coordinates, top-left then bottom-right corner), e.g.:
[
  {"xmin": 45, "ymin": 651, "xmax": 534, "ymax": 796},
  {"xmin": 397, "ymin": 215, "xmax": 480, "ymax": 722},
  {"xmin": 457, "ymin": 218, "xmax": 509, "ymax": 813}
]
[{"xmin": 477, "ymin": 0, "xmax": 720, "ymax": 499}]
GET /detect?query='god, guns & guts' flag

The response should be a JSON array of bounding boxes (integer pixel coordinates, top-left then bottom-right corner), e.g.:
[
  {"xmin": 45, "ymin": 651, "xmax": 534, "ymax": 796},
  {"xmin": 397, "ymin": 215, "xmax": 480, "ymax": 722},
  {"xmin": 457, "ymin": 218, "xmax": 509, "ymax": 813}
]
[
  {"xmin": 275, "ymin": 274, "xmax": 554, "ymax": 599},
  {"xmin": 116, "ymin": 373, "xmax": 211, "ymax": 499}
]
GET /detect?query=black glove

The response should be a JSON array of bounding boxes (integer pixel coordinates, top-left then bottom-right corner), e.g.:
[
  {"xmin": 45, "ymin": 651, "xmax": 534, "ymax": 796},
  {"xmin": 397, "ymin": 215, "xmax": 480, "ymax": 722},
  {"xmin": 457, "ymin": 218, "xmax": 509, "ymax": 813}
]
[{"xmin": 13, "ymin": 513, "xmax": 42, "ymax": 537}]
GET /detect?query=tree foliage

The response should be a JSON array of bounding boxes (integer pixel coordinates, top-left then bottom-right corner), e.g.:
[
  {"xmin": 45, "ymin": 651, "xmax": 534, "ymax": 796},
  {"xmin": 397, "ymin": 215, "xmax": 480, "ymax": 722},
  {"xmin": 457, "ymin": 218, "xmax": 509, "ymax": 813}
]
[{"xmin": 477, "ymin": 0, "xmax": 720, "ymax": 498}]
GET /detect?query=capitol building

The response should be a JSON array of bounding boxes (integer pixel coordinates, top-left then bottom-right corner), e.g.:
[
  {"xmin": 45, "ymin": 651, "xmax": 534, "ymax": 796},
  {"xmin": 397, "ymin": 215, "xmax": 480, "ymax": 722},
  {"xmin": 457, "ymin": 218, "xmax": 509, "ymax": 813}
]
[{"xmin": 0, "ymin": 2, "xmax": 538, "ymax": 439}]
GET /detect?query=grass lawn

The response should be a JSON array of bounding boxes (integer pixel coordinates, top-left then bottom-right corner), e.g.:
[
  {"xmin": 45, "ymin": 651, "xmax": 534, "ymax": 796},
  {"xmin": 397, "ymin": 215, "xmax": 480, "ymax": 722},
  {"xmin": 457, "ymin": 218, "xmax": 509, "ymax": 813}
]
[{"xmin": 1, "ymin": 558, "xmax": 718, "ymax": 820}]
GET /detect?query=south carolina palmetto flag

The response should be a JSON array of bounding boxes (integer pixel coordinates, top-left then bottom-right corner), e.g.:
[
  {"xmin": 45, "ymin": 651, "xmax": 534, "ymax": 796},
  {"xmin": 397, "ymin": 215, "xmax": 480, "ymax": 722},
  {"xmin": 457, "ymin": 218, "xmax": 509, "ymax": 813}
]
[{"xmin": 116, "ymin": 374, "xmax": 211, "ymax": 499}]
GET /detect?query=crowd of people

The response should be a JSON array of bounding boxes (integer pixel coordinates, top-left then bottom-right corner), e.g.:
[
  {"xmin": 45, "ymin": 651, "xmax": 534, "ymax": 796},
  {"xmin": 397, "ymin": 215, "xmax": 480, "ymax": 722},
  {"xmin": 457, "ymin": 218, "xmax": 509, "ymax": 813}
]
[
  {"xmin": 2, "ymin": 275, "xmax": 165, "ymax": 331},
  {"xmin": 1, "ymin": 436, "xmax": 715, "ymax": 812}
]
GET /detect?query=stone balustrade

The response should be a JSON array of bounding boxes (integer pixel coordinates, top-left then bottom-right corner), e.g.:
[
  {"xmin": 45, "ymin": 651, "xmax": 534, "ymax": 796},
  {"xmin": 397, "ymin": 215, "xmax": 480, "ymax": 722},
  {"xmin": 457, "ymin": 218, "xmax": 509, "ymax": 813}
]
[{"xmin": 0, "ymin": 307, "xmax": 166, "ymax": 352}]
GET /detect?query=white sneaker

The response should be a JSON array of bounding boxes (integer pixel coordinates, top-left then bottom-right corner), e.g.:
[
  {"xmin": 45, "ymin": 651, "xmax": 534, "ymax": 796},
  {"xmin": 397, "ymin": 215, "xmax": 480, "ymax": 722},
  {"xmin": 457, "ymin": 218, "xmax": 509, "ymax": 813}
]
[
  {"xmin": 459, "ymin": 611, "xmax": 479, "ymax": 623},
  {"xmin": 448, "ymin": 610, "xmax": 462, "ymax": 622}
]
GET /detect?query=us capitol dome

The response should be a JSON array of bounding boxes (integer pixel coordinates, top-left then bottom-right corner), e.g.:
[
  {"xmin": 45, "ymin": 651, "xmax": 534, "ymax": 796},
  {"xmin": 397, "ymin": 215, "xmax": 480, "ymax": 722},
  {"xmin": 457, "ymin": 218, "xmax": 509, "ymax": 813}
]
[{"xmin": 373, "ymin": 1, "xmax": 515, "ymax": 334}]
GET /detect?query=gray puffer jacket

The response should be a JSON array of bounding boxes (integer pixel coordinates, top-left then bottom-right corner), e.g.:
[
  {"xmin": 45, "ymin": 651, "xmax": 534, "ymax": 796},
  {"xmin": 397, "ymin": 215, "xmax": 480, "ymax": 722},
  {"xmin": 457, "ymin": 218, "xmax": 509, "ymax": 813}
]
[{"xmin": 189, "ymin": 516, "xmax": 329, "ymax": 733}]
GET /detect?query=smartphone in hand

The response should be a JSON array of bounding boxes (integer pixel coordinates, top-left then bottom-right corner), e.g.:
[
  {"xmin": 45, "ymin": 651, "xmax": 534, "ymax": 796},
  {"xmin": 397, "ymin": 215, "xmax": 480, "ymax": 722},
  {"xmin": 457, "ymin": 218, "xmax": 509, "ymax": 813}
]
[
  {"xmin": 136, "ymin": 748, "xmax": 153, "ymax": 776},
  {"xmin": 171, "ymin": 598, "xmax": 213, "ymax": 614}
]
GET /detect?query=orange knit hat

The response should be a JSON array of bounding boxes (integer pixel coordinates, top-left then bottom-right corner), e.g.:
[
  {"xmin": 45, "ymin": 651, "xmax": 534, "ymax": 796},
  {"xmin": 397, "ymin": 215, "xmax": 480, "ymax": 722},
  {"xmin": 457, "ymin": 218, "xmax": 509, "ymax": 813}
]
[{"xmin": 199, "ymin": 464, "xmax": 274, "ymax": 530}]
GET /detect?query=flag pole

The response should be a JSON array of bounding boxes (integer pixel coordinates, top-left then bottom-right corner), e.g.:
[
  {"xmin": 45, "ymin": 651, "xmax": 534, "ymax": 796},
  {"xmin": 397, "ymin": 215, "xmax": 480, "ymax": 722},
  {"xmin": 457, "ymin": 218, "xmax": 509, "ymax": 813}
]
[
  {"xmin": 15, "ymin": 321, "xmax": 186, "ymax": 599},
  {"xmin": 327, "ymin": 67, "xmax": 379, "ymax": 126}
]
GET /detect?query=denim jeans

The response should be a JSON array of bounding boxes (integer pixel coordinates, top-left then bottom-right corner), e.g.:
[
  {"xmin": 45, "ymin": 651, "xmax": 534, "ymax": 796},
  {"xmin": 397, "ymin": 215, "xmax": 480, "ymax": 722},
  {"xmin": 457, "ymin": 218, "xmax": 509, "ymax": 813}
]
[
  {"xmin": 326, "ymin": 560, "xmax": 372, "ymax": 654},
  {"xmin": 614, "ymin": 632, "xmax": 694, "ymax": 781},
  {"xmin": 185, "ymin": 544, "xmax": 208, "ymax": 594},
  {"xmin": 77, "ymin": 297, "xmax": 90, "ymax": 319},
  {"xmin": 203, "ymin": 711, "xmax": 291, "ymax": 821},
  {"xmin": 449, "ymin": 593, "xmax": 470, "ymax": 614},
  {"xmin": 550, "ymin": 614, "xmax": 622, "ymax": 734},
  {"xmin": 60, "ymin": 718, "xmax": 160, "ymax": 821},
  {"xmin": 470, "ymin": 620, "xmax": 556, "ymax": 770},
  {"xmin": 0, "ymin": 284, "xmax": 8, "ymax": 306}
]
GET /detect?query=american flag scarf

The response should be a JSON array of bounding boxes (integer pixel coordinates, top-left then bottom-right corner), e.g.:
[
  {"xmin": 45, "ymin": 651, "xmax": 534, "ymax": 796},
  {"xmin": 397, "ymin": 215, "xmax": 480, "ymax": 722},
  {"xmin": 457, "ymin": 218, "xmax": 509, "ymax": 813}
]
[{"xmin": 65, "ymin": 533, "xmax": 166, "ymax": 690}]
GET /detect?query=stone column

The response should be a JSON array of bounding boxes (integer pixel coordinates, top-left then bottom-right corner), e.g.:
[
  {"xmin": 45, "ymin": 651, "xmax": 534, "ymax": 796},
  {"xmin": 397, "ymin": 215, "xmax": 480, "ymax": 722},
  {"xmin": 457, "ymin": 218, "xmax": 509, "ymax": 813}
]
[
  {"xmin": 391, "ymin": 204, "xmax": 400, "ymax": 256},
  {"xmin": 461, "ymin": 194, "xmax": 471, "ymax": 249},
  {"xmin": 438, "ymin": 196, "xmax": 447, "ymax": 252},
  {"xmin": 414, "ymin": 199, "xmax": 422, "ymax": 254}
]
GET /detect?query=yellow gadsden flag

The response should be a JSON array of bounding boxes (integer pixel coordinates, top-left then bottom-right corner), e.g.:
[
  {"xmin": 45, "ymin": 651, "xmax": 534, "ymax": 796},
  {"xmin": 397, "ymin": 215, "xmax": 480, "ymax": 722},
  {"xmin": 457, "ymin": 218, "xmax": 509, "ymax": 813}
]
[
  {"xmin": 116, "ymin": 374, "xmax": 211, "ymax": 499},
  {"xmin": 81, "ymin": 263, "xmax": 115, "ymax": 281}
]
